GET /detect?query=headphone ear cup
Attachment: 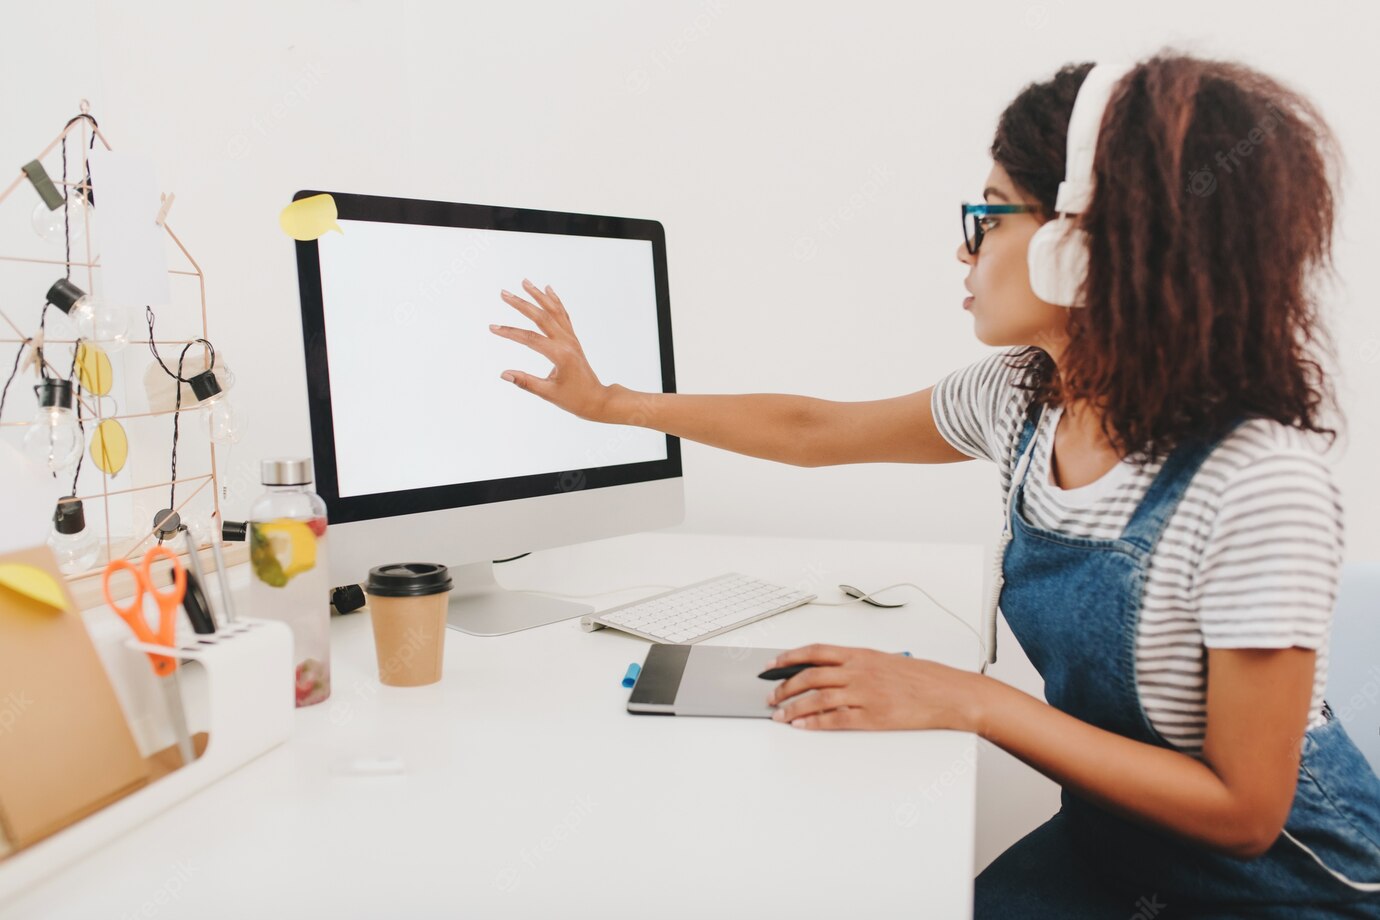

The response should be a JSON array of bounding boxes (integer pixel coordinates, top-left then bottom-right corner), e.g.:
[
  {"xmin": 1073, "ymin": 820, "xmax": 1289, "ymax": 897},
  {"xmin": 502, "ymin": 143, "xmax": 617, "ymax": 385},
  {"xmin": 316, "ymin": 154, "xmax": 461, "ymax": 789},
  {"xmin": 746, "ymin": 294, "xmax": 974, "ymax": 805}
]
[{"xmin": 1027, "ymin": 218, "xmax": 1091, "ymax": 308}]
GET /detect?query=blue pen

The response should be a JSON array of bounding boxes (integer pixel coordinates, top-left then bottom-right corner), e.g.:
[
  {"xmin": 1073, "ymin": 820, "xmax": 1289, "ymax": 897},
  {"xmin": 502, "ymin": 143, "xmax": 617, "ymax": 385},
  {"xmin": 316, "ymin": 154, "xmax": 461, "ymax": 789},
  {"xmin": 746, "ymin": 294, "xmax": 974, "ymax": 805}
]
[{"xmin": 622, "ymin": 662, "xmax": 641, "ymax": 688}]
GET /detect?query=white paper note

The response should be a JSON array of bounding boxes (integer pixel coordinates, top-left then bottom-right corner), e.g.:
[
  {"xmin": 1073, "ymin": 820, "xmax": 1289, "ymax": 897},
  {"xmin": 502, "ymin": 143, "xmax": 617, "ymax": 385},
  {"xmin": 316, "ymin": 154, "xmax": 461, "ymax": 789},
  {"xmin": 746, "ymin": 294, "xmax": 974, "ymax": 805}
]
[{"xmin": 87, "ymin": 147, "xmax": 171, "ymax": 309}]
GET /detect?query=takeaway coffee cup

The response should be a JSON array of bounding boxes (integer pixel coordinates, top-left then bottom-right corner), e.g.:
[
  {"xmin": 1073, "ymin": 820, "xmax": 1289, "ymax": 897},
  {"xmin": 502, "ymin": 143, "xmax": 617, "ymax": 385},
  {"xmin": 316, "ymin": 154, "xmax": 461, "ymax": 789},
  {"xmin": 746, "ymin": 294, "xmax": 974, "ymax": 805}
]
[{"xmin": 364, "ymin": 563, "xmax": 454, "ymax": 687}]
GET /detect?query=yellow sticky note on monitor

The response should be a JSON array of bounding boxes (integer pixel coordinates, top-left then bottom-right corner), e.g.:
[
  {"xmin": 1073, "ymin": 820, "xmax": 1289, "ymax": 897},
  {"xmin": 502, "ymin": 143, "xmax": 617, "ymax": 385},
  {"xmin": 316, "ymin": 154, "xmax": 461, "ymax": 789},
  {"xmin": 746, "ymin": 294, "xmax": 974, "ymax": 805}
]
[
  {"xmin": 279, "ymin": 194, "xmax": 343, "ymax": 241},
  {"xmin": 0, "ymin": 563, "xmax": 68, "ymax": 612}
]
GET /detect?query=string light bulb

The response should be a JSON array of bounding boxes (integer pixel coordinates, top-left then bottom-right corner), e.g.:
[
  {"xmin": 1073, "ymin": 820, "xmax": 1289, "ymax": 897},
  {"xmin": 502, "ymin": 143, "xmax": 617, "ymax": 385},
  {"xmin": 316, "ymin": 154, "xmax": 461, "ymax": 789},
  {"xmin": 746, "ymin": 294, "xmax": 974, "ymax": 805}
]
[
  {"xmin": 23, "ymin": 379, "xmax": 84, "ymax": 473},
  {"xmin": 30, "ymin": 191, "xmax": 93, "ymax": 246},
  {"xmin": 45, "ymin": 278, "xmax": 128, "ymax": 353},
  {"xmin": 47, "ymin": 497, "xmax": 100, "ymax": 574},
  {"xmin": 188, "ymin": 368, "xmax": 245, "ymax": 444}
]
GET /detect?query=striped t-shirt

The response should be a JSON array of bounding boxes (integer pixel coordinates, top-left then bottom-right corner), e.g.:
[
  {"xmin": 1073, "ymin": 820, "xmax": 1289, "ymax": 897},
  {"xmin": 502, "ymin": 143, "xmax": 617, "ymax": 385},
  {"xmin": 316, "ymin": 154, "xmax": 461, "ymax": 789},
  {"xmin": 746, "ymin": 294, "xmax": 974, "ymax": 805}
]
[{"xmin": 931, "ymin": 349, "xmax": 1343, "ymax": 756}]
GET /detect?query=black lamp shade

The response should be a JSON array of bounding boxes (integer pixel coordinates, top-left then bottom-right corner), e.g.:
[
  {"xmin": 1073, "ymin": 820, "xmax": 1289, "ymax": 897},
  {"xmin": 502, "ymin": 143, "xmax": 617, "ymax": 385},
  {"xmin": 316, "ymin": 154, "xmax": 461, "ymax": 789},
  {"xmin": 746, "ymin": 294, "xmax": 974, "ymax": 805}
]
[
  {"xmin": 34, "ymin": 379, "xmax": 75, "ymax": 410},
  {"xmin": 52, "ymin": 497, "xmax": 86, "ymax": 535},
  {"xmin": 46, "ymin": 278, "xmax": 87, "ymax": 314},
  {"xmin": 189, "ymin": 369, "xmax": 223, "ymax": 402}
]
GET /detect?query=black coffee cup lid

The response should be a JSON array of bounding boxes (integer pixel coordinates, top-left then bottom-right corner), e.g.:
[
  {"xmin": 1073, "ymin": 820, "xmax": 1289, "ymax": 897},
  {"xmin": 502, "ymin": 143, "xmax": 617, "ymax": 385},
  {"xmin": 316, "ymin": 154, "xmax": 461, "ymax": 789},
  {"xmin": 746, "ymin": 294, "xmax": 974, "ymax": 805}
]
[{"xmin": 365, "ymin": 563, "xmax": 454, "ymax": 597}]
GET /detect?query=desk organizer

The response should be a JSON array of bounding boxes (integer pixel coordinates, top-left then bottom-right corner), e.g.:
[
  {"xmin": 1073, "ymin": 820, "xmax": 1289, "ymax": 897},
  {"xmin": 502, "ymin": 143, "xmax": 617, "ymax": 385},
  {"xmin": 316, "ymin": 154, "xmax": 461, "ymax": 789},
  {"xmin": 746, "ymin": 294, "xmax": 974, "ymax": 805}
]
[{"xmin": 0, "ymin": 617, "xmax": 293, "ymax": 904}]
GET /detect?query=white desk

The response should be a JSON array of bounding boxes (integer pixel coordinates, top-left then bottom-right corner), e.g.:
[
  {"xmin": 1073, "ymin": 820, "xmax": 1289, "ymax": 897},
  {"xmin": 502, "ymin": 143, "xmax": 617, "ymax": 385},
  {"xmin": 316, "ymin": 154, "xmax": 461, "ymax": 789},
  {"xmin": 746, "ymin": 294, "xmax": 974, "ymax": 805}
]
[{"xmin": 3, "ymin": 532, "xmax": 984, "ymax": 919}]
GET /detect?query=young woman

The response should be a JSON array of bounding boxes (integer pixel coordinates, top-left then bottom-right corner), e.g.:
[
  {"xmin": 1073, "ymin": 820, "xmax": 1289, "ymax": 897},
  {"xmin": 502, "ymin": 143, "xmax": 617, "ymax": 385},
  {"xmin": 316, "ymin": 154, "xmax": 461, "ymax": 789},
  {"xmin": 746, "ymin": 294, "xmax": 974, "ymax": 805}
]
[{"xmin": 489, "ymin": 52, "xmax": 1380, "ymax": 916}]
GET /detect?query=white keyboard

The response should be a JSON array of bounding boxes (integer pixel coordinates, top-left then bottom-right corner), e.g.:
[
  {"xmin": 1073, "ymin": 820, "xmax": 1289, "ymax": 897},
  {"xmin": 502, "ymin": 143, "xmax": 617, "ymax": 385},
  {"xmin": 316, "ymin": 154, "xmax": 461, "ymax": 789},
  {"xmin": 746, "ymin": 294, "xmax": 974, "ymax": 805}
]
[{"xmin": 579, "ymin": 572, "xmax": 817, "ymax": 644}]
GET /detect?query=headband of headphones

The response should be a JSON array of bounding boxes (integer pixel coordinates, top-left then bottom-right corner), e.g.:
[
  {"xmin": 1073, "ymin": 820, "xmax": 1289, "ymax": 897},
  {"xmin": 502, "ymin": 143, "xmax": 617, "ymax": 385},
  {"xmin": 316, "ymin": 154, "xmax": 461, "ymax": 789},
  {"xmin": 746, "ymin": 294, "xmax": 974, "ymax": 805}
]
[{"xmin": 1053, "ymin": 61, "xmax": 1136, "ymax": 215}]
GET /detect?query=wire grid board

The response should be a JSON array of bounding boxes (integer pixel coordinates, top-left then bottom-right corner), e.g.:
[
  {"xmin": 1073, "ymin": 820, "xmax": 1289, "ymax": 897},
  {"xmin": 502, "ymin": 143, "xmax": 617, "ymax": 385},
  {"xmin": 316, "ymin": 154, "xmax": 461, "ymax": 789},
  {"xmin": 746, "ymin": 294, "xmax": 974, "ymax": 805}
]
[{"xmin": 0, "ymin": 102, "xmax": 228, "ymax": 589}]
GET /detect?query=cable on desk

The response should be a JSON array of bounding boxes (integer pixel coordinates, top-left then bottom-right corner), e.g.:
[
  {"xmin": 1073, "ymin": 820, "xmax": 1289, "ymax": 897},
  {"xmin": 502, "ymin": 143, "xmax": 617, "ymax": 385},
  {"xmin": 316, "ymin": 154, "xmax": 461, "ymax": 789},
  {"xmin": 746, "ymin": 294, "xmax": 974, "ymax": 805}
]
[
  {"xmin": 511, "ymin": 583, "xmax": 679, "ymax": 599},
  {"xmin": 811, "ymin": 582, "xmax": 987, "ymax": 667},
  {"xmin": 514, "ymin": 580, "xmax": 987, "ymax": 667}
]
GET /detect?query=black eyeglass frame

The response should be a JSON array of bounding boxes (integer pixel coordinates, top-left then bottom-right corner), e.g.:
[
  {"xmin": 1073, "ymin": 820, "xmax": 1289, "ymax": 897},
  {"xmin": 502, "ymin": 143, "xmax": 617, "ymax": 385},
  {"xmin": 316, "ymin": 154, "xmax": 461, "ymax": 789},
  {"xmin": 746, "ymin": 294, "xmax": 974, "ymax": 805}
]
[{"xmin": 961, "ymin": 202, "xmax": 1040, "ymax": 255}]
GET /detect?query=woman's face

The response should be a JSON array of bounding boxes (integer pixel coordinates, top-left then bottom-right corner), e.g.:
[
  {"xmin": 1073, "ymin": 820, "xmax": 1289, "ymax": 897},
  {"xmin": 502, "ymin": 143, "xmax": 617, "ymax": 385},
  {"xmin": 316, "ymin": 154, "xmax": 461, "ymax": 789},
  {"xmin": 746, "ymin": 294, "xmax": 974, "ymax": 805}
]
[{"xmin": 957, "ymin": 165, "xmax": 1069, "ymax": 355}]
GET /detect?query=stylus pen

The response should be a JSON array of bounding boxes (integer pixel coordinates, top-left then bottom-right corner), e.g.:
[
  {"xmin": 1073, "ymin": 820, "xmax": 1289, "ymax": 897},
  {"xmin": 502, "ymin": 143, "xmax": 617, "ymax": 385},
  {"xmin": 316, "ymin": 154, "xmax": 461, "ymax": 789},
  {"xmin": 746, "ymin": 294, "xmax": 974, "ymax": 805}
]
[
  {"xmin": 758, "ymin": 651, "xmax": 911, "ymax": 681},
  {"xmin": 209, "ymin": 514, "xmax": 239, "ymax": 624}
]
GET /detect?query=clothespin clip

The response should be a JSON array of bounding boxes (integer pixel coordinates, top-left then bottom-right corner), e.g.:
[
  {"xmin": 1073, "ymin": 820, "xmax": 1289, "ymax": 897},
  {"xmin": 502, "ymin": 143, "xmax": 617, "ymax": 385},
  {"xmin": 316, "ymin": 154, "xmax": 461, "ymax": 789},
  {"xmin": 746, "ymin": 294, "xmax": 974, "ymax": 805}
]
[
  {"xmin": 21, "ymin": 160, "xmax": 64, "ymax": 211},
  {"xmin": 155, "ymin": 192, "xmax": 175, "ymax": 227},
  {"xmin": 20, "ymin": 332, "xmax": 44, "ymax": 376}
]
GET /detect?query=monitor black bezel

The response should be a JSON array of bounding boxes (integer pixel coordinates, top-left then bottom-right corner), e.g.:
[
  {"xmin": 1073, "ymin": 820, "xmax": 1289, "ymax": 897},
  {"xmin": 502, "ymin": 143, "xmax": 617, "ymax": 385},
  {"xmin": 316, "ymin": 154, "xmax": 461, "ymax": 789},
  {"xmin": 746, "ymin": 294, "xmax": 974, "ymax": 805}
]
[{"xmin": 292, "ymin": 189, "xmax": 681, "ymax": 526}]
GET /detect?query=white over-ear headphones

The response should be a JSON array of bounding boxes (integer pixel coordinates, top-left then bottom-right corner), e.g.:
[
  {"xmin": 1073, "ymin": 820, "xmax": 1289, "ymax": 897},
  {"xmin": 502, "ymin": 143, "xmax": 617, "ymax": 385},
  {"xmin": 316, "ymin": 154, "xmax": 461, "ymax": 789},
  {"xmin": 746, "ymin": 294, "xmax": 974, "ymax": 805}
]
[{"xmin": 1026, "ymin": 61, "xmax": 1136, "ymax": 307}]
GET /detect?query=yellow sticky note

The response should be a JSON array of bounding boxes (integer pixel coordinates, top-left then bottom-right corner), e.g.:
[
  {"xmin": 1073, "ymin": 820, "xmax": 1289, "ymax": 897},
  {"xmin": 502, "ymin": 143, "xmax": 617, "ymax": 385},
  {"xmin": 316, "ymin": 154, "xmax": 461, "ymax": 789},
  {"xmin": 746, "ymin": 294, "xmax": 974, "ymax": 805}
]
[
  {"xmin": 0, "ymin": 563, "xmax": 68, "ymax": 612},
  {"xmin": 279, "ymin": 194, "xmax": 343, "ymax": 241}
]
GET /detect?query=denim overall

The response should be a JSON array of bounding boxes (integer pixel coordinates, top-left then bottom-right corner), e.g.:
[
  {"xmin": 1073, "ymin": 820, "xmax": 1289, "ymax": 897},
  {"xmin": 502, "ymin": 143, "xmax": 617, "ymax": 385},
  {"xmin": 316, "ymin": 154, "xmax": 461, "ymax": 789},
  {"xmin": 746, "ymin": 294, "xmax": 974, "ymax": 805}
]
[{"xmin": 974, "ymin": 403, "xmax": 1380, "ymax": 918}]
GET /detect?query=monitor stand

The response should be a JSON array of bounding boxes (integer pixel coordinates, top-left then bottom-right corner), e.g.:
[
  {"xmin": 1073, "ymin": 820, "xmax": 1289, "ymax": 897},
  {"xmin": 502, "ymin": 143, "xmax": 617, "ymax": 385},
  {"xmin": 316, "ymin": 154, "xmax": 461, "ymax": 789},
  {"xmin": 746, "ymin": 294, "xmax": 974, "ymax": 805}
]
[{"xmin": 443, "ymin": 560, "xmax": 594, "ymax": 636}]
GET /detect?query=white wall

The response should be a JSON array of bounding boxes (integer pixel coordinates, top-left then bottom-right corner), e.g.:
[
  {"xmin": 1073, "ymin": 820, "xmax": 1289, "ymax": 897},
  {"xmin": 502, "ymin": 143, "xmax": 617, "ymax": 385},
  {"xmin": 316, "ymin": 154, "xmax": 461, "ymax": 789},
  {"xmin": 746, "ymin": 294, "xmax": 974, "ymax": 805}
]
[{"xmin": 2, "ymin": 0, "xmax": 1376, "ymax": 878}]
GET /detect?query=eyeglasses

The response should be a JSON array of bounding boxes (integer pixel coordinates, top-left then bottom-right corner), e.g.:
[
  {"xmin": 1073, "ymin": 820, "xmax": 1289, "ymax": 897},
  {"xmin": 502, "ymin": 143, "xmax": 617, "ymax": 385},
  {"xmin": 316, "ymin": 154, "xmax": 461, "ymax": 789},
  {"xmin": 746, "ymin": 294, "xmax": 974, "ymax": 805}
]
[{"xmin": 961, "ymin": 202, "xmax": 1040, "ymax": 255}]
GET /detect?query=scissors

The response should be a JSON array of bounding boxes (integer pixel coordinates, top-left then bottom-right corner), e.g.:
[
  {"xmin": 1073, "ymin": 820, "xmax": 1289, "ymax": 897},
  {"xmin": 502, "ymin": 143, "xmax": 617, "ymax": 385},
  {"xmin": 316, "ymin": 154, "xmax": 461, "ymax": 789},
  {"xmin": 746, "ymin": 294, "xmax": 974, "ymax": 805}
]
[{"xmin": 102, "ymin": 544, "xmax": 195, "ymax": 766}]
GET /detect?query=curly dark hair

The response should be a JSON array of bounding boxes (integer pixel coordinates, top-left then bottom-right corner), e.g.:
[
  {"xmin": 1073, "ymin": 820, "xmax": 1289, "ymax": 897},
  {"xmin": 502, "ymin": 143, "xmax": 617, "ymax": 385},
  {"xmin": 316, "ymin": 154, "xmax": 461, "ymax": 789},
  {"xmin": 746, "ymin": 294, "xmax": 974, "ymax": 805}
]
[{"xmin": 990, "ymin": 51, "xmax": 1341, "ymax": 459}]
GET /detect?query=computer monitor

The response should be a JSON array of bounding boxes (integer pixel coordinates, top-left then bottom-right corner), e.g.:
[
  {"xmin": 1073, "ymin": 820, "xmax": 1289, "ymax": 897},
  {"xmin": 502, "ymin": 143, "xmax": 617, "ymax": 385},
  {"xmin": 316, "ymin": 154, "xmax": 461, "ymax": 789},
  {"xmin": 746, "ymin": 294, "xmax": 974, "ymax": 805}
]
[{"xmin": 292, "ymin": 190, "xmax": 683, "ymax": 635}]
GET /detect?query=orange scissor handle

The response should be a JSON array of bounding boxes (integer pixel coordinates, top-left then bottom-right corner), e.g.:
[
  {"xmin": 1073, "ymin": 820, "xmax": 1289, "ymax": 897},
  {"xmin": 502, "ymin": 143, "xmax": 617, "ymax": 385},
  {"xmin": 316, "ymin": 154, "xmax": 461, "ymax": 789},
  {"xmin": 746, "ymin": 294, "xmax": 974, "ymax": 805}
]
[{"xmin": 102, "ymin": 545, "xmax": 187, "ymax": 678}]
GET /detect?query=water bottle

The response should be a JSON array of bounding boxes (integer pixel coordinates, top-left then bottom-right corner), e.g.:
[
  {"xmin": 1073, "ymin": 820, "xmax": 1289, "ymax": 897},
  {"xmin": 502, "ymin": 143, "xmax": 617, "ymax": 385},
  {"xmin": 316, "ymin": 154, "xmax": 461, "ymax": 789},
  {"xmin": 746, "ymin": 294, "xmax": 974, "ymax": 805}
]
[{"xmin": 247, "ymin": 457, "xmax": 331, "ymax": 707}]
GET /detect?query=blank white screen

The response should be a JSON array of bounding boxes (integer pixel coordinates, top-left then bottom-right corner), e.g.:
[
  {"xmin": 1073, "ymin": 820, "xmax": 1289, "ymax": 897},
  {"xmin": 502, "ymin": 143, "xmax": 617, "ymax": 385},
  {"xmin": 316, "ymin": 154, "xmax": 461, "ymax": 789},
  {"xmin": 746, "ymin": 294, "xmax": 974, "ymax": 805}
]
[{"xmin": 317, "ymin": 220, "xmax": 668, "ymax": 498}]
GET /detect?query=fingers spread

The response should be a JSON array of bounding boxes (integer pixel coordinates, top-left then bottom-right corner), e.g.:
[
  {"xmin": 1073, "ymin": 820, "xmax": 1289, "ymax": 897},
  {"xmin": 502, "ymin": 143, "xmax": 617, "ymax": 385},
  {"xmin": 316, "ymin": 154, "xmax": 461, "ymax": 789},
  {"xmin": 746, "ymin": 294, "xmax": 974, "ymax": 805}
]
[
  {"xmin": 490, "ymin": 324, "xmax": 560, "ymax": 364},
  {"xmin": 542, "ymin": 284, "xmax": 573, "ymax": 329},
  {"xmin": 520, "ymin": 278, "xmax": 571, "ymax": 332},
  {"xmin": 500, "ymin": 288, "xmax": 558, "ymax": 337}
]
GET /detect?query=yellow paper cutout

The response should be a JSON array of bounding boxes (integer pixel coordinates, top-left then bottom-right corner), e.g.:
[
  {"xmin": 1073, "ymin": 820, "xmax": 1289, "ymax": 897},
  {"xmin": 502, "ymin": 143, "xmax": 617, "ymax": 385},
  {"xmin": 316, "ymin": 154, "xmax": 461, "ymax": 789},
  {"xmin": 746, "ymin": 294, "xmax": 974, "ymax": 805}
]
[
  {"xmin": 76, "ymin": 341, "xmax": 113, "ymax": 396},
  {"xmin": 279, "ymin": 194, "xmax": 343, "ymax": 241},
  {"xmin": 0, "ymin": 563, "xmax": 68, "ymax": 611},
  {"xmin": 90, "ymin": 418, "xmax": 128, "ymax": 475}
]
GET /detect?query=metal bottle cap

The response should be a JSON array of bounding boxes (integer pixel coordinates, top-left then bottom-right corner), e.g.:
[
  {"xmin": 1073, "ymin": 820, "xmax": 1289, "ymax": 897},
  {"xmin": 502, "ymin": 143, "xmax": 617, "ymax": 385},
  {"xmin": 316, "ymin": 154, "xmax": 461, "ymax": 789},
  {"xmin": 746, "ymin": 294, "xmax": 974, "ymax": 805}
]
[{"xmin": 260, "ymin": 457, "xmax": 313, "ymax": 486}]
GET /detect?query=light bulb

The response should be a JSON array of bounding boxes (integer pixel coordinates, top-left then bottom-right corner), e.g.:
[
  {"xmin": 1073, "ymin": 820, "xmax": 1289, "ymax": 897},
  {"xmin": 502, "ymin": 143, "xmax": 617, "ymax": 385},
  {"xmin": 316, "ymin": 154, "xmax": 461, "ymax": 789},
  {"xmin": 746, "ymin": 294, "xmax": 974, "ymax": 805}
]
[
  {"xmin": 47, "ymin": 497, "xmax": 100, "ymax": 575},
  {"xmin": 184, "ymin": 513, "xmax": 213, "ymax": 546},
  {"xmin": 22, "ymin": 381, "xmax": 84, "ymax": 473},
  {"xmin": 31, "ymin": 191, "xmax": 93, "ymax": 246},
  {"xmin": 201, "ymin": 396, "xmax": 246, "ymax": 444},
  {"xmin": 188, "ymin": 369, "xmax": 245, "ymax": 444},
  {"xmin": 71, "ymin": 296, "xmax": 130, "ymax": 353},
  {"xmin": 214, "ymin": 361, "xmax": 235, "ymax": 392},
  {"xmin": 46, "ymin": 277, "xmax": 128, "ymax": 353}
]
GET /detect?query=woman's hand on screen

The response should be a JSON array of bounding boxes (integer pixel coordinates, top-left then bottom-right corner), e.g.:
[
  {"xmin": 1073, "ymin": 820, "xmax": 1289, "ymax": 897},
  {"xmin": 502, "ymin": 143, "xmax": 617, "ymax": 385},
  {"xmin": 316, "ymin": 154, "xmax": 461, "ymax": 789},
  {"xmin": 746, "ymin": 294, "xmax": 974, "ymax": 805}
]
[{"xmin": 490, "ymin": 279, "xmax": 615, "ymax": 422}]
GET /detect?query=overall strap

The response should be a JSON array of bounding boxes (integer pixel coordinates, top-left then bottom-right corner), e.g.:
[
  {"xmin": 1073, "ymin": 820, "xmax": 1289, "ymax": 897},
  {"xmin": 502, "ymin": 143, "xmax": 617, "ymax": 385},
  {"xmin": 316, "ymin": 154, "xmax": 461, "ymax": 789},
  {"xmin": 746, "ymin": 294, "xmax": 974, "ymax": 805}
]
[
  {"xmin": 1011, "ymin": 397, "xmax": 1043, "ymax": 470},
  {"xmin": 1119, "ymin": 418, "xmax": 1246, "ymax": 553}
]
